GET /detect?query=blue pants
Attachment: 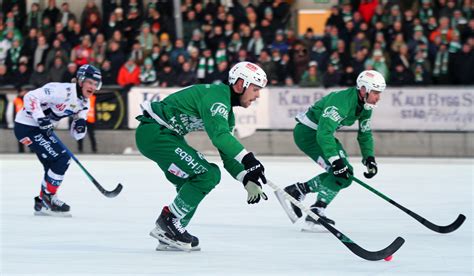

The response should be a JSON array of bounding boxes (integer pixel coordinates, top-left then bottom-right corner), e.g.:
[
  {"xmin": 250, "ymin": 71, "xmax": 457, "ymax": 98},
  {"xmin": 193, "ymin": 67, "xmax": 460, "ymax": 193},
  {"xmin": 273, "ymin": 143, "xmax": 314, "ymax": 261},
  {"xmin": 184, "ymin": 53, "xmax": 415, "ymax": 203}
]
[{"xmin": 14, "ymin": 123, "xmax": 71, "ymax": 194}]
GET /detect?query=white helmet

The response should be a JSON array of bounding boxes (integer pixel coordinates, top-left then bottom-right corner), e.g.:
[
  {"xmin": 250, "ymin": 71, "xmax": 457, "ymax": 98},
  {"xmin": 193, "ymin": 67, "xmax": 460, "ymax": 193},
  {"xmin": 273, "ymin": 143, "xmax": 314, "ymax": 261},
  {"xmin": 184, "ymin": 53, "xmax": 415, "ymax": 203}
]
[
  {"xmin": 356, "ymin": 70, "xmax": 386, "ymax": 110},
  {"xmin": 228, "ymin": 61, "xmax": 268, "ymax": 89},
  {"xmin": 356, "ymin": 70, "xmax": 386, "ymax": 93}
]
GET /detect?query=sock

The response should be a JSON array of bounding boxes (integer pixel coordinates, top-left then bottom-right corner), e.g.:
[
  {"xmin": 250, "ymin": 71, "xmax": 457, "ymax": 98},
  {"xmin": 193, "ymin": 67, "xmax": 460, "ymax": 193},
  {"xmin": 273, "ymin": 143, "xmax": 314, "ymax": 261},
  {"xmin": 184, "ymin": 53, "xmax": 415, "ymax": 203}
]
[
  {"xmin": 305, "ymin": 173, "xmax": 328, "ymax": 192},
  {"xmin": 40, "ymin": 169, "xmax": 64, "ymax": 197},
  {"xmin": 169, "ymin": 196, "xmax": 194, "ymax": 220},
  {"xmin": 306, "ymin": 172, "xmax": 341, "ymax": 205}
]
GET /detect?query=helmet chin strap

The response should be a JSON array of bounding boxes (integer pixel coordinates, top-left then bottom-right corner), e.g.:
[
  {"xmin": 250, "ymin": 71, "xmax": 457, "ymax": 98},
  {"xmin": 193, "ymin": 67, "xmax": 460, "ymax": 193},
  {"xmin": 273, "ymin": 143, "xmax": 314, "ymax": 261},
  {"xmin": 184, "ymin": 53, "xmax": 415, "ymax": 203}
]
[
  {"xmin": 229, "ymin": 83, "xmax": 246, "ymax": 107},
  {"xmin": 364, "ymin": 102, "xmax": 377, "ymax": 110},
  {"xmin": 76, "ymin": 82, "xmax": 84, "ymax": 100},
  {"xmin": 363, "ymin": 88, "xmax": 377, "ymax": 110}
]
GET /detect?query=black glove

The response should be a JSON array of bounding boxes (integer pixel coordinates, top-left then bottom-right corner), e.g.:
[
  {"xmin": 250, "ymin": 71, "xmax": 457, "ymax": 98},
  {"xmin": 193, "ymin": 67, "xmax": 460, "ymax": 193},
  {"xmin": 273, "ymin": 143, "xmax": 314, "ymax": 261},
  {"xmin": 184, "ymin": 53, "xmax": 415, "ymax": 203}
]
[
  {"xmin": 242, "ymin": 152, "xmax": 267, "ymax": 185},
  {"xmin": 363, "ymin": 156, "xmax": 378, "ymax": 179},
  {"xmin": 37, "ymin": 117, "xmax": 53, "ymax": 136},
  {"xmin": 331, "ymin": 158, "xmax": 351, "ymax": 179},
  {"xmin": 73, "ymin": 119, "xmax": 87, "ymax": 134}
]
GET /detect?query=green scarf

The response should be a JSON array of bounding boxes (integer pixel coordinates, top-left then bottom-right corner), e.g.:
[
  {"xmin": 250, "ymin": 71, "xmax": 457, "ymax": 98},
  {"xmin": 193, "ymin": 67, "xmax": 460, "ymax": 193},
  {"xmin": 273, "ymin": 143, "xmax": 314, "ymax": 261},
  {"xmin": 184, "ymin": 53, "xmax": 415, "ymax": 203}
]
[{"xmin": 433, "ymin": 50, "xmax": 449, "ymax": 76}]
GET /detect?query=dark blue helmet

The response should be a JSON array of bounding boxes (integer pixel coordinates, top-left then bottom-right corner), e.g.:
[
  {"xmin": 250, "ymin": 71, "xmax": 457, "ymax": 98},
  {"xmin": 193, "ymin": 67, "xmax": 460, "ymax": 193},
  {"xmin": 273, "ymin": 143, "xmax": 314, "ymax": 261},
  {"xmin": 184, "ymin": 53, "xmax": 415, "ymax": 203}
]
[{"xmin": 76, "ymin": 64, "xmax": 102, "ymax": 90}]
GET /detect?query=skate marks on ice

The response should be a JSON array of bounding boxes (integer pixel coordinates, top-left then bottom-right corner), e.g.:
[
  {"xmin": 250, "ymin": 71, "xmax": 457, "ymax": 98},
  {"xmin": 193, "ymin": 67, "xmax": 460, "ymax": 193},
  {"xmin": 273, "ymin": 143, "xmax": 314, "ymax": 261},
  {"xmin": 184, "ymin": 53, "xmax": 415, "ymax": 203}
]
[
  {"xmin": 155, "ymin": 241, "xmax": 201, "ymax": 252},
  {"xmin": 1, "ymin": 155, "xmax": 472, "ymax": 274},
  {"xmin": 34, "ymin": 210, "xmax": 72, "ymax": 218}
]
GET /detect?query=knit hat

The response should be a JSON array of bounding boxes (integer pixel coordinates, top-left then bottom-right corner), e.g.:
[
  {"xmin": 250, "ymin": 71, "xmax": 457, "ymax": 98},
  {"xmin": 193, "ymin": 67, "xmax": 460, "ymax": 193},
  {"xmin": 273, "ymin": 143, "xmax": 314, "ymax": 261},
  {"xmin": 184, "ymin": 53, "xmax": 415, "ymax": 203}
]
[
  {"xmin": 144, "ymin": 58, "xmax": 153, "ymax": 65},
  {"xmin": 160, "ymin": 33, "xmax": 170, "ymax": 41}
]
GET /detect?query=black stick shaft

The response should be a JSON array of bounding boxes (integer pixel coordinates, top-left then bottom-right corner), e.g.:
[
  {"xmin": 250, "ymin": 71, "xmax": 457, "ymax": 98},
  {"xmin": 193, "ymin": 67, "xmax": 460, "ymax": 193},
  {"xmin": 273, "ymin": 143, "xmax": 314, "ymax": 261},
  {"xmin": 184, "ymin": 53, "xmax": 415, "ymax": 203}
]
[{"xmin": 352, "ymin": 176, "xmax": 465, "ymax": 234}]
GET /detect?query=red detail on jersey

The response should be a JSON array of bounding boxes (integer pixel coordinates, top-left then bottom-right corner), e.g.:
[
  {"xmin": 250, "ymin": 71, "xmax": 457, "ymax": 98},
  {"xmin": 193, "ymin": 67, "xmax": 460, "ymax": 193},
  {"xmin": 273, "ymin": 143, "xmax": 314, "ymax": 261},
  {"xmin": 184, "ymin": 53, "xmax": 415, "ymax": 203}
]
[
  {"xmin": 30, "ymin": 99, "xmax": 37, "ymax": 111},
  {"xmin": 56, "ymin": 104, "xmax": 66, "ymax": 111},
  {"xmin": 19, "ymin": 137, "xmax": 33, "ymax": 146},
  {"xmin": 246, "ymin": 63, "xmax": 258, "ymax": 72},
  {"xmin": 45, "ymin": 180, "xmax": 59, "ymax": 194}
]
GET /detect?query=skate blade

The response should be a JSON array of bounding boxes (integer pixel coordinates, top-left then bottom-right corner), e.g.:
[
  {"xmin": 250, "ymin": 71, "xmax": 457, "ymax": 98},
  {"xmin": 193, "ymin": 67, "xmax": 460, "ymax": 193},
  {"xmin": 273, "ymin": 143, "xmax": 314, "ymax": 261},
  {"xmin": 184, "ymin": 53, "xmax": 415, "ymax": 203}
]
[
  {"xmin": 274, "ymin": 190, "xmax": 299, "ymax": 223},
  {"xmin": 301, "ymin": 222, "xmax": 329, "ymax": 233},
  {"xmin": 156, "ymin": 242, "xmax": 201, "ymax": 252},
  {"xmin": 34, "ymin": 210, "xmax": 72, "ymax": 217},
  {"xmin": 149, "ymin": 227, "xmax": 192, "ymax": 252}
]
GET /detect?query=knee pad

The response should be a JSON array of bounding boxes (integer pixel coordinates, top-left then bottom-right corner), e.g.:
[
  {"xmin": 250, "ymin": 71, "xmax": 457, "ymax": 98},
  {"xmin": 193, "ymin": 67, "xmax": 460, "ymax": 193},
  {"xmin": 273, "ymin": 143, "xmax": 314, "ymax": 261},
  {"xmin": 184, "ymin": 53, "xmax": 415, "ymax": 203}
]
[
  {"xmin": 196, "ymin": 163, "xmax": 221, "ymax": 193},
  {"xmin": 49, "ymin": 153, "xmax": 71, "ymax": 176}
]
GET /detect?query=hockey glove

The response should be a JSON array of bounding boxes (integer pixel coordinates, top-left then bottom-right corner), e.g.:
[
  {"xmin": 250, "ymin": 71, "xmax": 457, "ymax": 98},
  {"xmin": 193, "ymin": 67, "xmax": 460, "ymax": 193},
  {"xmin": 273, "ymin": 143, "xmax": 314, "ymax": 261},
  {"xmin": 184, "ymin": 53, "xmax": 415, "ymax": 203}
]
[
  {"xmin": 38, "ymin": 117, "xmax": 53, "ymax": 136},
  {"xmin": 73, "ymin": 119, "xmax": 87, "ymax": 134},
  {"xmin": 71, "ymin": 119, "xmax": 87, "ymax": 140},
  {"xmin": 363, "ymin": 156, "xmax": 378, "ymax": 179},
  {"xmin": 331, "ymin": 158, "xmax": 351, "ymax": 179},
  {"xmin": 244, "ymin": 181, "xmax": 268, "ymax": 204},
  {"xmin": 242, "ymin": 152, "xmax": 267, "ymax": 185}
]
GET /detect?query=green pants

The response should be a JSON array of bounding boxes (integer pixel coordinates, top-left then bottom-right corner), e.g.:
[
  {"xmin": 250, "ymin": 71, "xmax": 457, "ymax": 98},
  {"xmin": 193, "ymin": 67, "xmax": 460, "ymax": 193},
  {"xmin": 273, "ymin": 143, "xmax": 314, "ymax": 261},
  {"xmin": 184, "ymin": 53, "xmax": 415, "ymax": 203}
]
[
  {"xmin": 135, "ymin": 121, "xmax": 221, "ymax": 226},
  {"xmin": 293, "ymin": 123, "xmax": 353, "ymax": 205}
]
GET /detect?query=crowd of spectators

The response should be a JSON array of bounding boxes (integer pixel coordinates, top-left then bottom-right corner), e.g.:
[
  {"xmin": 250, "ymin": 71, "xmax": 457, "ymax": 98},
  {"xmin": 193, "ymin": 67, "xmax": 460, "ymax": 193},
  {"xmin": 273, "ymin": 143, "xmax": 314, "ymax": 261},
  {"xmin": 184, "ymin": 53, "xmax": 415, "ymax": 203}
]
[{"xmin": 0, "ymin": 0, "xmax": 473, "ymax": 91}]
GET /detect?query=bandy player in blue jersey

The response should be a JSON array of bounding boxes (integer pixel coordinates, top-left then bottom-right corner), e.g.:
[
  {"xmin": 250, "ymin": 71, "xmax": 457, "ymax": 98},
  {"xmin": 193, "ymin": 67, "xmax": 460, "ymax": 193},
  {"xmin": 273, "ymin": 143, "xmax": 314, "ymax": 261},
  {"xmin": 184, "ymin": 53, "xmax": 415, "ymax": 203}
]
[{"xmin": 14, "ymin": 64, "xmax": 102, "ymax": 217}]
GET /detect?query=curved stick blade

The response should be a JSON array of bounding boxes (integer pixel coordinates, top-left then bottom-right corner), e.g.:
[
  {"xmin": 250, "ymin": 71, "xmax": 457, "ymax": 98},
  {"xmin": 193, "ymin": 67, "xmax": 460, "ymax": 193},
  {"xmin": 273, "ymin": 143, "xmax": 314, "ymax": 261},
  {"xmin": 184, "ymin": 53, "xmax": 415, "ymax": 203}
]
[
  {"xmin": 103, "ymin": 183, "xmax": 123, "ymax": 198},
  {"xmin": 428, "ymin": 214, "xmax": 466, "ymax": 234},
  {"xmin": 321, "ymin": 219, "xmax": 405, "ymax": 261}
]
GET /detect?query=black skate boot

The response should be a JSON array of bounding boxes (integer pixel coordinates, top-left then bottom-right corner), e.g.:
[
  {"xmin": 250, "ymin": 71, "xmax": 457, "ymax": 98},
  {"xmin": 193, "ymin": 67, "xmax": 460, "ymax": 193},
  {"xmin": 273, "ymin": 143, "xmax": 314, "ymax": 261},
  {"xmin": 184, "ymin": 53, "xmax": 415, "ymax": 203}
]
[
  {"xmin": 34, "ymin": 196, "xmax": 43, "ymax": 212},
  {"xmin": 301, "ymin": 201, "xmax": 335, "ymax": 232},
  {"xmin": 156, "ymin": 235, "xmax": 200, "ymax": 251},
  {"xmin": 34, "ymin": 193, "xmax": 71, "ymax": 217},
  {"xmin": 283, "ymin": 182, "xmax": 311, "ymax": 218},
  {"xmin": 150, "ymin": 206, "xmax": 194, "ymax": 252}
]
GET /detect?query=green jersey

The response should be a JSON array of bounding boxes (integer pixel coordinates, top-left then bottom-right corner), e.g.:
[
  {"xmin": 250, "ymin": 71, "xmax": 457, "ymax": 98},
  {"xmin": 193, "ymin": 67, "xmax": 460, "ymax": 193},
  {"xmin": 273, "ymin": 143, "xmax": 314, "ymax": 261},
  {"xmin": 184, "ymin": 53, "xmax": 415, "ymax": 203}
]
[
  {"xmin": 138, "ymin": 84, "xmax": 246, "ymax": 180},
  {"xmin": 296, "ymin": 87, "xmax": 374, "ymax": 161}
]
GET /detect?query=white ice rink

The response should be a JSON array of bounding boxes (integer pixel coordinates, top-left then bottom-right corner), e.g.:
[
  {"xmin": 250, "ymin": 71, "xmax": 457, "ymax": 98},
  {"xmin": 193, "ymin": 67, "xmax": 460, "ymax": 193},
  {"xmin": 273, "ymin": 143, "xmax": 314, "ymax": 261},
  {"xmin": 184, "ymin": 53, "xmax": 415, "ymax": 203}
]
[{"xmin": 1, "ymin": 155, "xmax": 472, "ymax": 275}]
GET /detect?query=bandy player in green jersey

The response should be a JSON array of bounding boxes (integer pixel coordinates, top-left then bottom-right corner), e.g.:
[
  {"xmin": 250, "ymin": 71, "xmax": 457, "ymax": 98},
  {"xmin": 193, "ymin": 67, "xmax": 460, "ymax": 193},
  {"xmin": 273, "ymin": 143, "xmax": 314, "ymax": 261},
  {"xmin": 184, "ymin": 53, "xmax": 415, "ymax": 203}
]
[
  {"xmin": 135, "ymin": 62, "xmax": 268, "ymax": 251},
  {"xmin": 277, "ymin": 70, "xmax": 386, "ymax": 232}
]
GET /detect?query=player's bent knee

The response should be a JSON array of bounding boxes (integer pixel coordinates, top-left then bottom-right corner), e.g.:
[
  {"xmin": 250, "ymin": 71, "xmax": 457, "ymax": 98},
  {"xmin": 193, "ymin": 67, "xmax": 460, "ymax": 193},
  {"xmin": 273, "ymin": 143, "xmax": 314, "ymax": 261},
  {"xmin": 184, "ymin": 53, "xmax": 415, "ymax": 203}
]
[
  {"xmin": 198, "ymin": 164, "xmax": 221, "ymax": 192},
  {"xmin": 49, "ymin": 153, "xmax": 71, "ymax": 175}
]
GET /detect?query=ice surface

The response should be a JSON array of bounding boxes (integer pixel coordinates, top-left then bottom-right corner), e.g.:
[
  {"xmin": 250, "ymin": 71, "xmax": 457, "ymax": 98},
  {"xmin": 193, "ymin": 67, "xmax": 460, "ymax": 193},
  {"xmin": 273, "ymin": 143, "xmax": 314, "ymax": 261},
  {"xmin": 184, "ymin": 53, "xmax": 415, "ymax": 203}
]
[{"xmin": 1, "ymin": 155, "xmax": 472, "ymax": 275}]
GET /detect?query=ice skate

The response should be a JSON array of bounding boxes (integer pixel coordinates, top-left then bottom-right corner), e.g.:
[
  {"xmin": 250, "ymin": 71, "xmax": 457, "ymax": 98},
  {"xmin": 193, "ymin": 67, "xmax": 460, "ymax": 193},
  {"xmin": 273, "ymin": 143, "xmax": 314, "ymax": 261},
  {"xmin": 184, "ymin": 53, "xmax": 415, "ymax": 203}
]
[
  {"xmin": 156, "ymin": 235, "xmax": 200, "ymax": 251},
  {"xmin": 301, "ymin": 206, "xmax": 335, "ymax": 233},
  {"xmin": 34, "ymin": 194, "xmax": 71, "ymax": 217},
  {"xmin": 149, "ymin": 206, "xmax": 194, "ymax": 252},
  {"xmin": 275, "ymin": 183, "xmax": 308, "ymax": 223}
]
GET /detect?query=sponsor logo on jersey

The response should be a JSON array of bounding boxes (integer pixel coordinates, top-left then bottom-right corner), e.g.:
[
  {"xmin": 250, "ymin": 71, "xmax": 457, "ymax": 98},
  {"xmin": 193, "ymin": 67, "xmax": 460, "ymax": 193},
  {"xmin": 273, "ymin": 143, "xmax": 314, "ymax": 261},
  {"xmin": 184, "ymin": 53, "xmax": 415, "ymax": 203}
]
[
  {"xmin": 56, "ymin": 104, "xmax": 66, "ymax": 111},
  {"xmin": 360, "ymin": 119, "xmax": 371, "ymax": 132},
  {"xmin": 322, "ymin": 106, "xmax": 344, "ymax": 123},
  {"xmin": 168, "ymin": 163, "xmax": 189, "ymax": 179},
  {"xmin": 19, "ymin": 137, "xmax": 33, "ymax": 146},
  {"xmin": 33, "ymin": 134, "xmax": 59, "ymax": 158},
  {"xmin": 210, "ymin": 102, "xmax": 229, "ymax": 119},
  {"xmin": 44, "ymin": 88, "xmax": 52, "ymax": 95},
  {"xmin": 175, "ymin": 147, "xmax": 208, "ymax": 174},
  {"xmin": 30, "ymin": 99, "xmax": 37, "ymax": 111}
]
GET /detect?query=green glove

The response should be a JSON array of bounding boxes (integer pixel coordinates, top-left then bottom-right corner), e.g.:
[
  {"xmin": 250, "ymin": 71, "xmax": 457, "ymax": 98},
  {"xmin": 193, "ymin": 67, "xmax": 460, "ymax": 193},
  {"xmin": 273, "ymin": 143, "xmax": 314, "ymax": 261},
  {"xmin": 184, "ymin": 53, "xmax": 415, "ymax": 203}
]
[{"xmin": 244, "ymin": 181, "xmax": 268, "ymax": 204}]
